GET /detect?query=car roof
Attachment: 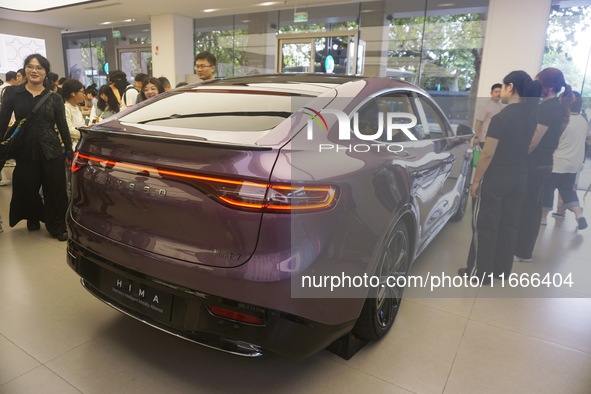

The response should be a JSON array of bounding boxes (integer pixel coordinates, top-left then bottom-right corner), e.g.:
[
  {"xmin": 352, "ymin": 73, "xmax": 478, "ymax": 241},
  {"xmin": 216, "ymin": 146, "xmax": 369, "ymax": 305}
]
[{"xmin": 181, "ymin": 73, "xmax": 424, "ymax": 97}]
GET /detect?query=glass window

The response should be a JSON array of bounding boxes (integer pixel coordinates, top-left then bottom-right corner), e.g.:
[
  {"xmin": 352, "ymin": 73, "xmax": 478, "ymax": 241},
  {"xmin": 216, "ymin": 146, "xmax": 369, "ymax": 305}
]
[
  {"xmin": 415, "ymin": 96, "xmax": 452, "ymax": 140},
  {"xmin": 352, "ymin": 93, "xmax": 424, "ymax": 142},
  {"xmin": 277, "ymin": 3, "xmax": 359, "ymax": 33},
  {"xmin": 62, "ymin": 31, "xmax": 108, "ymax": 87},
  {"xmin": 195, "ymin": 13, "xmax": 278, "ymax": 78},
  {"xmin": 119, "ymin": 91, "xmax": 315, "ymax": 131},
  {"xmin": 386, "ymin": 2, "xmax": 487, "ymax": 128},
  {"xmin": 375, "ymin": 94, "xmax": 422, "ymax": 142},
  {"xmin": 542, "ymin": 4, "xmax": 591, "ymax": 97}
]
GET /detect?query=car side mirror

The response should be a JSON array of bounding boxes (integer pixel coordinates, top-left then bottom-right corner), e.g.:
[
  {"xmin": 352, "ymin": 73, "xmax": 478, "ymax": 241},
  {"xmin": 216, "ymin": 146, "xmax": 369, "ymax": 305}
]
[{"xmin": 456, "ymin": 124, "xmax": 473, "ymax": 136}]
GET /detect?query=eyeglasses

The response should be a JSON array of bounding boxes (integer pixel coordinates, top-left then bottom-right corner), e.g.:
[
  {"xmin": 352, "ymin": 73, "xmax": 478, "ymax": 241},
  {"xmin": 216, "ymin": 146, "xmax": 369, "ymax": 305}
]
[
  {"xmin": 25, "ymin": 64, "xmax": 45, "ymax": 72},
  {"xmin": 195, "ymin": 64, "xmax": 212, "ymax": 70}
]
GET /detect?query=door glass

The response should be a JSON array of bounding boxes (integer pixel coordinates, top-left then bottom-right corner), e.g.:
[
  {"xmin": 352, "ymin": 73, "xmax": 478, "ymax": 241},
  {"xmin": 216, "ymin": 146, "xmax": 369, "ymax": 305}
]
[
  {"xmin": 375, "ymin": 94, "xmax": 422, "ymax": 141},
  {"xmin": 140, "ymin": 50, "xmax": 152, "ymax": 77},
  {"xmin": 314, "ymin": 35, "xmax": 354, "ymax": 74},
  {"xmin": 118, "ymin": 48, "xmax": 152, "ymax": 81},
  {"xmin": 416, "ymin": 96, "xmax": 452, "ymax": 139},
  {"xmin": 119, "ymin": 51, "xmax": 138, "ymax": 80},
  {"xmin": 281, "ymin": 42, "xmax": 312, "ymax": 73}
]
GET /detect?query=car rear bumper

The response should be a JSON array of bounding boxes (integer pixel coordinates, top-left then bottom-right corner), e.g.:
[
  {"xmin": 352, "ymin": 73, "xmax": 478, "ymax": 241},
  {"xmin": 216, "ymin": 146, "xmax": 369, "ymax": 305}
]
[{"xmin": 67, "ymin": 240, "xmax": 356, "ymax": 359}]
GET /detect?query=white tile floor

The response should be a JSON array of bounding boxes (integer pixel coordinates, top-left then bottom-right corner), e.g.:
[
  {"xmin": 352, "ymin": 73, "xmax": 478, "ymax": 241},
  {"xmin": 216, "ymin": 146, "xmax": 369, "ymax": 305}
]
[{"xmin": 1, "ymin": 181, "xmax": 590, "ymax": 394}]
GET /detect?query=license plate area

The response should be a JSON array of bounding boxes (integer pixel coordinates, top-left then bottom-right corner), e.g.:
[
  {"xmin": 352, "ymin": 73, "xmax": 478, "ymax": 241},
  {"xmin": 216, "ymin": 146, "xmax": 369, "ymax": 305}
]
[{"xmin": 97, "ymin": 268, "xmax": 174, "ymax": 322}]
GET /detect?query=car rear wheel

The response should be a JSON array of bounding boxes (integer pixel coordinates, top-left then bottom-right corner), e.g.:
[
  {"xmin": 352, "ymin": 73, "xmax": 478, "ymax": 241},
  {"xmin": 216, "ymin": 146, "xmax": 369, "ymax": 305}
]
[
  {"xmin": 353, "ymin": 221, "xmax": 410, "ymax": 341},
  {"xmin": 450, "ymin": 161, "xmax": 473, "ymax": 222}
]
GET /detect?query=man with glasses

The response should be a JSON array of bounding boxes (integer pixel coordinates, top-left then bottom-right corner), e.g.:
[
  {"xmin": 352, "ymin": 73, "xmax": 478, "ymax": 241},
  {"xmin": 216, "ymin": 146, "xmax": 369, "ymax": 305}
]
[{"xmin": 194, "ymin": 51, "xmax": 217, "ymax": 82}]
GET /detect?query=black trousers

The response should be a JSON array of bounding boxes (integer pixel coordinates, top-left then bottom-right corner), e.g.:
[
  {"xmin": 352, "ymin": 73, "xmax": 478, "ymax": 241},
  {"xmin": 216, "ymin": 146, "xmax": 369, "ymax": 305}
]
[
  {"xmin": 10, "ymin": 157, "xmax": 68, "ymax": 236},
  {"xmin": 467, "ymin": 170, "xmax": 526, "ymax": 278},
  {"xmin": 514, "ymin": 166, "xmax": 551, "ymax": 260},
  {"xmin": 542, "ymin": 172, "xmax": 579, "ymax": 209}
]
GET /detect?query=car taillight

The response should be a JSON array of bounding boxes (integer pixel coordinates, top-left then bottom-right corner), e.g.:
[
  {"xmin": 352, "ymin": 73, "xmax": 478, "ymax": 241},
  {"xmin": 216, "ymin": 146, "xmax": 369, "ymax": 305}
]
[
  {"xmin": 74, "ymin": 153, "xmax": 338, "ymax": 213},
  {"xmin": 209, "ymin": 181, "xmax": 337, "ymax": 212},
  {"xmin": 207, "ymin": 305, "xmax": 264, "ymax": 325},
  {"xmin": 71, "ymin": 152, "xmax": 88, "ymax": 173}
]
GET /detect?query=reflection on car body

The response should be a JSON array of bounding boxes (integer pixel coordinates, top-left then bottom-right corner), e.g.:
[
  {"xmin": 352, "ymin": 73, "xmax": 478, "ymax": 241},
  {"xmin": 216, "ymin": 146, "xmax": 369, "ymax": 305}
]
[{"xmin": 66, "ymin": 74, "xmax": 473, "ymax": 359}]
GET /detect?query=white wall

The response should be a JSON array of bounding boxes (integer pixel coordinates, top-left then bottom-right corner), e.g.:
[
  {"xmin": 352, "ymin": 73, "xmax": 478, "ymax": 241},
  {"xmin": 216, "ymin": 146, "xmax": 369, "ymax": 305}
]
[
  {"xmin": 477, "ymin": 0, "xmax": 553, "ymax": 97},
  {"xmin": 150, "ymin": 14, "xmax": 194, "ymax": 87},
  {"xmin": 0, "ymin": 20, "xmax": 65, "ymax": 78}
]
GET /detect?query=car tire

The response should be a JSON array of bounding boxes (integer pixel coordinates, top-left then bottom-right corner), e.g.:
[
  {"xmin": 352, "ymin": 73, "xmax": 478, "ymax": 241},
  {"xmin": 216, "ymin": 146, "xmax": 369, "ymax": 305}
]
[
  {"xmin": 450, "ymin": 161, "xmax": 473, "ymax": 222},
  {"xmin": 353, "ymin": 221, "xmax": 410, "ymax": 341}
]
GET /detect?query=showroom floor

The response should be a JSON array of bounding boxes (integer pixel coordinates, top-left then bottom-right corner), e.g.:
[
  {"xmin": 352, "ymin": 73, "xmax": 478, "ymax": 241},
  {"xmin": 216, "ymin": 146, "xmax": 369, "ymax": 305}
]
[{"xmin": 1, "ymin": 174, "xmax": 591, "ymax": 394}]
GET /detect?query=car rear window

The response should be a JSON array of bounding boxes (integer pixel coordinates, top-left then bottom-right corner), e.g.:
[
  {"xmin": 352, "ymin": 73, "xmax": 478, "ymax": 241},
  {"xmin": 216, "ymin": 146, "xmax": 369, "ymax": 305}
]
[{"xmin": 118, "ymin": 91, "xmax": 316, "ymax": 131}]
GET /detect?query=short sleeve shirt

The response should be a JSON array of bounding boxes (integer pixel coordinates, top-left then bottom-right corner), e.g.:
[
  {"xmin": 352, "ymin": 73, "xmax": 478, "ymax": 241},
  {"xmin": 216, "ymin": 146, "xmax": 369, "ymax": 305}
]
[
  {"xmin": 529, "ymin": 97, "xmax": 563, "ymax": 167},
  {"xmin": 485, "ymin": 102, "xmax": 536, "ymax": 177},
  {"xmin": 475, "ymin": 98, "xmax": 504, "ymax": 140}
]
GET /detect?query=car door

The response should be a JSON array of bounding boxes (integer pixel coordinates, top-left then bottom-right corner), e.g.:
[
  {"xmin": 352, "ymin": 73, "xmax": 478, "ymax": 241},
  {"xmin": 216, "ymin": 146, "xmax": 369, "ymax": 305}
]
[
  {"xmin": 411, "ymin": 93, "xmax": 468, "ymax": 249},
  {"xmin": 365, "ymin": 92, "xmax": 442, "ymax": 245}
]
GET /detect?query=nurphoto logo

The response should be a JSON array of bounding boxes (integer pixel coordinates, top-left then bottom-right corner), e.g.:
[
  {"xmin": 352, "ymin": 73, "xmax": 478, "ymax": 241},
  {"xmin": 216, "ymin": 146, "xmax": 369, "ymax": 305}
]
[{"xmin": 303, "ymin": 107, "xmax": 417, "ymax": 153}]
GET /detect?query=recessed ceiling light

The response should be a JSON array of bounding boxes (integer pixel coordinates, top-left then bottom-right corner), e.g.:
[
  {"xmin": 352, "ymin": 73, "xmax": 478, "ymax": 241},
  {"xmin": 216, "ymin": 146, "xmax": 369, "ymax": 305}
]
[
  {"xmin": 438, "ymin": 3, "xmax": 455, "ymax": 6},
  {"xmin": 0, "ymin": 0, "xmax": 101, "ymax": 12},
  {"xmin": 202, "ymin": 8, "xmax": 220, "ymax": 13},
  {"xmin": 97, "ymin": 18, "xmax": 136, "ymax": 25},
  {"xmin": 258, "ymin": 2, "xmax": 279, "ymax": 6}
]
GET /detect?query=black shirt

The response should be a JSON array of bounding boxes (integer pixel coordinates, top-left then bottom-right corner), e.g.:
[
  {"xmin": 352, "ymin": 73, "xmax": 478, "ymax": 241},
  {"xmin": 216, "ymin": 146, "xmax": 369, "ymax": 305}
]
[
  {"xmin": 486, "ymin": 102, "xmax": 536, "ymax": 177},
  {"xmin": 529, "ymin": 97, "xmax": 563, "ymax": 167},
  {"xmin": 0, "ymin": 84, "xmax": 72, "ymax": 161}
]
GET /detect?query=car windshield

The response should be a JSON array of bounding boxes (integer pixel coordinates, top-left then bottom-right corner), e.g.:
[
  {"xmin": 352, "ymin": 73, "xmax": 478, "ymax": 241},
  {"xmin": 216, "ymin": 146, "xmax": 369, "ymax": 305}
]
[{"xmin": 119, "ymin": 90, "xmax": 316, "ymax": 132}]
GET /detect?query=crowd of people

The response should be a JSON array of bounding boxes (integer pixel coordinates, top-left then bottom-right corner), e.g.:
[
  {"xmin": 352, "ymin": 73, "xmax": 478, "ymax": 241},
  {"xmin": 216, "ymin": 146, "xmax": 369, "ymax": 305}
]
[
  {"xmin": 0, "ymin": 51, "xmax": 217, "ymax": 236},
  {"xmin": 460, "ymin": 67, "xmax": 590, "ymax": 285}
]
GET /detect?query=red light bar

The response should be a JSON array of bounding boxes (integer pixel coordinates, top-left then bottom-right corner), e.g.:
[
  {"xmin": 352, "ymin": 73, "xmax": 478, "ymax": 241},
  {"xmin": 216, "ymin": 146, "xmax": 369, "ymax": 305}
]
[
  {"xmin": 207, "ymin": 305, "xmax": 264, "ymax": 325},
  {"xmin": 73, "ymin": 153, "xmax": 337, "ymax": 213}
]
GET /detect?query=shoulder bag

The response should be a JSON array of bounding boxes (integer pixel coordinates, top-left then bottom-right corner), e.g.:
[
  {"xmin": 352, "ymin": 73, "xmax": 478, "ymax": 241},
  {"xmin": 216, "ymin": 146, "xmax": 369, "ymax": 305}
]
[{"xmin": 0, "ymin": 90, "xmax": 53, "ymax": 163}]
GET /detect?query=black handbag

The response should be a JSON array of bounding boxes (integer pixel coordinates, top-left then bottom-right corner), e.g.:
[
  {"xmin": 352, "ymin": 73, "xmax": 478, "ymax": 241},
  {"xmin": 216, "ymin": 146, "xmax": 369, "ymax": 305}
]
[{"xmin": 0, "ymin": 90, "xmax": 53, "ymax": 163}]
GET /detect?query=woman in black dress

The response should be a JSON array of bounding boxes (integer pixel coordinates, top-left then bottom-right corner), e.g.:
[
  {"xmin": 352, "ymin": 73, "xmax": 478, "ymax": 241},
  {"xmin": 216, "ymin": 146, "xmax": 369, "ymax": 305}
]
[{"xmin": 0, "ymin": 54, "xmax": 73, "ymax": 241}]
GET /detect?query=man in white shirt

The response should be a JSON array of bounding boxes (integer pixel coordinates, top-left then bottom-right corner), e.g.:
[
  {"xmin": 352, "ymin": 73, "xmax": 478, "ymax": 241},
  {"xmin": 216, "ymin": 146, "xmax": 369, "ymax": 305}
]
[{"xmin": 473, "ymin": 83, "xmax": 503, "ymax": 148}]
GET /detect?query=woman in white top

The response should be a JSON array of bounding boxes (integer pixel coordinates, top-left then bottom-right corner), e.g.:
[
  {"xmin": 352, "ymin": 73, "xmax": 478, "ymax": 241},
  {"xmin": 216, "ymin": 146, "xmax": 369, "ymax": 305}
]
[
  {"xmin": 61, "ymin": 79, "xmax": 85, "ymax": 150},
  {"xmin": 541, "ymin": 91, "xmax": 587, "ymax": 230},
  {"xmin": 90, "ymin": 84, "xmax": 120, "ymax": 123}
]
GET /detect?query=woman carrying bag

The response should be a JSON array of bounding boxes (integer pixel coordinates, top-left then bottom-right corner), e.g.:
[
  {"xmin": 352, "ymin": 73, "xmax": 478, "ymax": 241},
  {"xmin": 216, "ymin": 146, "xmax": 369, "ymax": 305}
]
[{"xmin": 0, "ymin": 54, "xmax": 73, "ymax": 241}]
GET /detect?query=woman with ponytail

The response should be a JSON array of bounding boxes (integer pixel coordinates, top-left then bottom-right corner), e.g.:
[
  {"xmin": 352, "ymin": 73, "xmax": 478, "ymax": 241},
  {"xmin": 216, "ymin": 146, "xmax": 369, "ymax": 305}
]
[
  {"xmin": 458, "ymin": 70, "xmax": 541, "ymax": 284},
  {"xmin": 0, "ymin": 54, "xmax": 73, "ymax": 241},
  {"xmin": 514, "ymin": 67, "xmax": 574, "ymax": 261}
]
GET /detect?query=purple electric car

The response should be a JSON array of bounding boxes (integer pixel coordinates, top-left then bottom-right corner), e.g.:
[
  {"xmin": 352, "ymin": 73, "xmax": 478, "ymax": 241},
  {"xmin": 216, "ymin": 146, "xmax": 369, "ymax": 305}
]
[{"xmin": 66, "ymin": 74, "xmax": 473, "ymax": 359}]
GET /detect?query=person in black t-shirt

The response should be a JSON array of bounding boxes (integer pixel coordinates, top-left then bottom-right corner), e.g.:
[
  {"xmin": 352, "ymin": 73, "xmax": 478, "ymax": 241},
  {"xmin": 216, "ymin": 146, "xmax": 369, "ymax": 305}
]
[
  {"xmin": 458, "ymin": 70, "xmax": 541, "ymax": 284},
  {"xmin": 514, "ymin": 67, "xmax": 574, "ymax": 262}
]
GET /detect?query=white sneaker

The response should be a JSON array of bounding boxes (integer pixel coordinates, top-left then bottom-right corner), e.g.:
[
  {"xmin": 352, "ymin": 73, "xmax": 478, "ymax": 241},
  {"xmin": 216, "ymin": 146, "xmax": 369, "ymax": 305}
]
[{"xmin": 540, "ymin": 217, "xmax": 547, "ymax": 225}]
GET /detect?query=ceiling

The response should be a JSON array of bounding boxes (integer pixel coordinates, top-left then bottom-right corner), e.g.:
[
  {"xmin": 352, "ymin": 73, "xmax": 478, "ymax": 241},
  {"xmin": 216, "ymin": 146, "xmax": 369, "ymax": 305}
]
[
  {"xmin": 0, "ymin": 0, "xmax": 495, "ymax": 33},
  {"xmin": 0, "ymin": 0, "xmax": 372, "ymax": 32}
]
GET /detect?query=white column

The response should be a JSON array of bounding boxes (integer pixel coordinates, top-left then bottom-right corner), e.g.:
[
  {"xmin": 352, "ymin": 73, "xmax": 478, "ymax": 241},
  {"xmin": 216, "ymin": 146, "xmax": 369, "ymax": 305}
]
[
  {"xmin": 477, "ymin": 0, "xmax": 552, "ymax": 97},
  {"xmin": 359, "ymin": 1, "xmax": 389, "ymax": 77},
  {"xmin": 150, "ymin": 14, "xmax": 194, "ymax": 87}
]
